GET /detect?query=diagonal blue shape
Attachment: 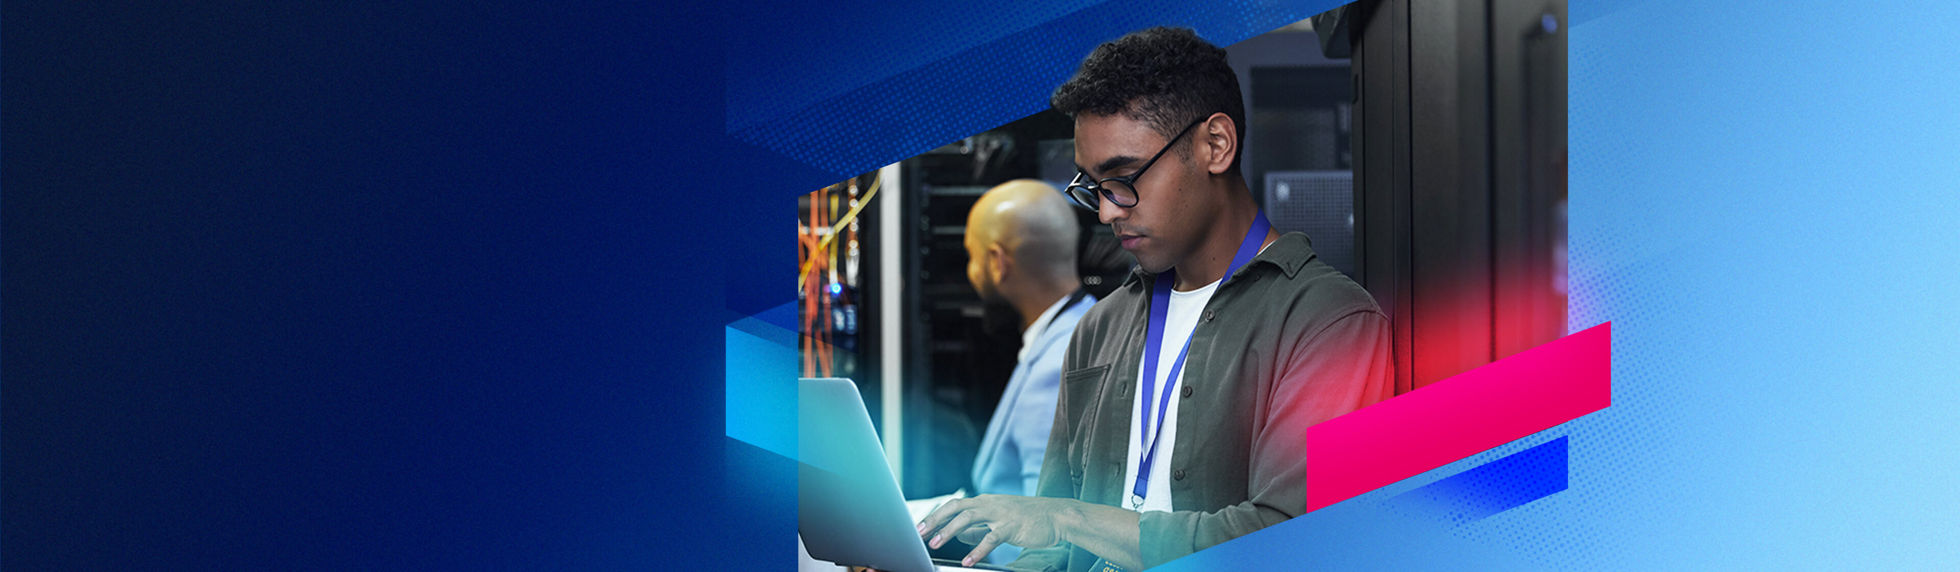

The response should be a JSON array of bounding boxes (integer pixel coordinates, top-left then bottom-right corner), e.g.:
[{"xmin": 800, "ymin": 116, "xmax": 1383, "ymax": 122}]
[
  {"xmin": 734, "ymin": 0, "xmax": 1349, "ymax": 179},
  {"xmin": 726, "ymin": 315, "xmax": 798, "ymax": 459},
  {"xmin": 725, "ymin": 0, "xmax": 1101, "ymax": 135},
  {"xmin": 1394, "ymin": 437, "xmax": 1570, "ymax": 525},
  {"xmin": 1151, "ymin": 479, "xmax": 1540, "ymax": 571},
  {"xmin": 753, "ymin": 301, "xmax": 798, "ymax": 334}
]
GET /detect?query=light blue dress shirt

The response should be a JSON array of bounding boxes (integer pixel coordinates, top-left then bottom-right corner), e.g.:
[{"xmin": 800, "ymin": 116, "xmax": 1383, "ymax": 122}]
[{"xmin": 970, "ymin": 291, "xmax": 1094, "ymax": 563}]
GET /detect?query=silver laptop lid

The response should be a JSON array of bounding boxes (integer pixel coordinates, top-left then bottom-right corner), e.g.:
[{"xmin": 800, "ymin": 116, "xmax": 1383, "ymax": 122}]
[{"xmin": 797, "ymin": 377, "xmax": 936, "ymax": 572}]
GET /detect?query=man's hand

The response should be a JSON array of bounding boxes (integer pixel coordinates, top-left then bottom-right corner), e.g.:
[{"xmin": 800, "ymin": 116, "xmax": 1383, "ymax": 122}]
[{"xmin": 916, "ymin": 495, "xmax": 1078, "ymax": 567}]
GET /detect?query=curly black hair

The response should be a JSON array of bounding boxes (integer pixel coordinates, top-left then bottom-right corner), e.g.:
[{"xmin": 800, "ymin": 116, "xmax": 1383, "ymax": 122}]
[{"xmin": 1050, "ymin": 27, "xmax": 1246, "ymax": 171}]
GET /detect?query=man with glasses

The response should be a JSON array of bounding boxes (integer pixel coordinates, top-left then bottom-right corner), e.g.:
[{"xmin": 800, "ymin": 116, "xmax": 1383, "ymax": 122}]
[{"xmin": 917, "ymin": 27, "xmax": 1394, "ymax": 571}]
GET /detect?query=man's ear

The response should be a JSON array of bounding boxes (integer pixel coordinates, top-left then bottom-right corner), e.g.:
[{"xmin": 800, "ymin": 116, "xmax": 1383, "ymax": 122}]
[
  {"xmin": 1199, "ymin": 113, "xmax": 1239, "ymax": 175},
  {"xmin": 987, "ymin": 243, "xmax": 1010, "ymax": 282}
]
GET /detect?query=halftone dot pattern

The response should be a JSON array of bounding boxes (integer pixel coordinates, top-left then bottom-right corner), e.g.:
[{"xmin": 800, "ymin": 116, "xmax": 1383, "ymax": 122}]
[
  {"xmin": 725, "ymin": 1, "xmax": 1098, "ymax": 135},
  {"xmin": 1390, "ymin": 437, "xmax": 1570, "ymax": 526},
  {"xmin": 1381, "ymin": 1, "xmax": 1960, "ymax": 568},
  {"xmin": 1562, "ymin": 2, "xmax": 1751, "ymax": 274},
  {"xmin": 1430, "ymin": 4, "xmax": 1711, "ymax": 564},
  {"xmin": 1271, "ymin": 1, "xmax": 1734, "ymax": 566},
  {"xmin": 1364, "ymin": 4, "xmax": 1673, "ymax": 566},
  {"xmin": 1460, "ymin": 271, "xmax": 1702, "ymax": 568},
  {"xmin": 733, "ymin": 0, "xmax": 1352, "ymax": 181}
]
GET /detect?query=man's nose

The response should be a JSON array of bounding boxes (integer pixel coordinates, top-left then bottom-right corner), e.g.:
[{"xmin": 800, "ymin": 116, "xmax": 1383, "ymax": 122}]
[{"xmin": 1097, "ymin": 200, "xmax": 1127, "ymax": 225}]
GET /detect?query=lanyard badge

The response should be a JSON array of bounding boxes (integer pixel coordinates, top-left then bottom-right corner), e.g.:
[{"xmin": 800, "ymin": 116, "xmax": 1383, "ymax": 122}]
[{"xmin": 1131, "ymin": 213, "xmax": 1270, "ymax": 510}]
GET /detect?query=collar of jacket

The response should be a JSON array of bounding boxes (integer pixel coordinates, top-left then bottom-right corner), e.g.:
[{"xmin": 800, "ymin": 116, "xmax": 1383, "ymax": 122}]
[{"xmin": 1119, "ymin": 231, "xmax": 1320, "ymax": 291}]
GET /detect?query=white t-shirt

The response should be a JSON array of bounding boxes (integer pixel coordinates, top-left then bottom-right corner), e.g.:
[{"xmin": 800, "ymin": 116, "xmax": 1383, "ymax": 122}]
[{"xmin": 1119, "ymin": 277, "xmax": 1218, "ymax": 513}]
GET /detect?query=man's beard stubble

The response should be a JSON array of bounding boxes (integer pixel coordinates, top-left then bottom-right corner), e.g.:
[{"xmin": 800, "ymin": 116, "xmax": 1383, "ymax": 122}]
[{"xmin": 978, "ymin": 294, "xmax": 1022, "ymax": 346}]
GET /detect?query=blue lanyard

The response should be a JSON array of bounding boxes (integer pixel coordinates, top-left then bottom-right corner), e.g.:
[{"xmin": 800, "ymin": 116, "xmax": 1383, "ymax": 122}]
[{"xmin": 1132, "ymin": 213, "xmax": 1271, "ymax": 507}]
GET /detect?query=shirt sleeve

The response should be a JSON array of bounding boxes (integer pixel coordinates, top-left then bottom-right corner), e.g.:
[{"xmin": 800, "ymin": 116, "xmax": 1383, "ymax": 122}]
[{"xmin": 1137, "ymin": 310, "xmax": 1395, "ymax": 567}]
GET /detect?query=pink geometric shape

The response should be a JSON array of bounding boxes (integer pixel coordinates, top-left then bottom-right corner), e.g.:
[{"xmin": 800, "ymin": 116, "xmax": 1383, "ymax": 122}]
[{"xmin": 1306, "ymin": 322, "xmax": 1612, "ymax": 512}]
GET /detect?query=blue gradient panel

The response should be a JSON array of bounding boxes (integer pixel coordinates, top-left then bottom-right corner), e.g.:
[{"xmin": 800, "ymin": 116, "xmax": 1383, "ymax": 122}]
[{"xmin": 1393, "ymin": 437, "xmax": 1569, "ymax": 525}]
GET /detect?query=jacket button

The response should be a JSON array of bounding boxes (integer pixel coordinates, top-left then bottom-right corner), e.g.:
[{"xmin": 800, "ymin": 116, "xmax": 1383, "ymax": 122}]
[
  {"xmin": 1203, "ymin": 309, "xmax": 1216, "ymax": 321},
  {"xmin": 1181, "ymin": 385, "xmax": 1194, "ymax": 398},
  {"xmin": 1173, "ymin": 469, "xmax": 1186, "ymax": 481}
]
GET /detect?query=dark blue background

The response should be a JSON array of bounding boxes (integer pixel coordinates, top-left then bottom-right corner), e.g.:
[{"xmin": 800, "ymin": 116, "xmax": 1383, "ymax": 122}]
[{"xmin": 5, "ymin": 1, "xmax": 755, "ymax": 567}]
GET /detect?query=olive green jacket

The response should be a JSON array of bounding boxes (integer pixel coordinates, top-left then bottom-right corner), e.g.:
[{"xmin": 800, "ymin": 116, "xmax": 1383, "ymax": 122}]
[{"xmin": 1010, "ymin": 232, "xmax": 1394, "ymax": 571}]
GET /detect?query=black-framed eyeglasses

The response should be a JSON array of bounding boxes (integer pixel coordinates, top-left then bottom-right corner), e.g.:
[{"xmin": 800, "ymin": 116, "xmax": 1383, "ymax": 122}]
[{"xmin": 1064, "ymin": 116, "xmax": 1210, "ymax": 211}]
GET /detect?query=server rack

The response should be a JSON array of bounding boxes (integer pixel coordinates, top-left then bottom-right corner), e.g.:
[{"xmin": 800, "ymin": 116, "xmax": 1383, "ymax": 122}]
[{"xmin": 1337, "ymin": 0, "xmax": 1569, "ymax": 392}]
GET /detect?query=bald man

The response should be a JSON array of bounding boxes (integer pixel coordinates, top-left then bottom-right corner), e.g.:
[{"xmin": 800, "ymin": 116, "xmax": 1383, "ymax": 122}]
[{"xmin": 960, "ymin": 179, "xmax": 1097, "ymax": 563}]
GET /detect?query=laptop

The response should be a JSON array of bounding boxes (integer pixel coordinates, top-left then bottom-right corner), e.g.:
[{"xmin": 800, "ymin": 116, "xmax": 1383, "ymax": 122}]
[{"xmin": 797, "ymin": 377, "xmax": 1011, "ymax": 572}]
